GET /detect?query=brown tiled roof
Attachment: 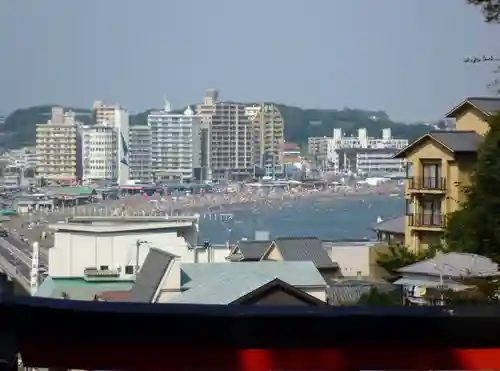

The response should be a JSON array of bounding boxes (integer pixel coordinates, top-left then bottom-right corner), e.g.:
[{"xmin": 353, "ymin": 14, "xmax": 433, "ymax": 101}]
[{"xmin": 96, "ymin": 290, "xmax": 131, "ymax": 302}]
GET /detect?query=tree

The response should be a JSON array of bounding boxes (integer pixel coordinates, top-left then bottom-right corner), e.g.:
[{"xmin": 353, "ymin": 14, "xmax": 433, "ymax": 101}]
[
  {"xmin": 444, "ymin": 114, "xmax": 500, "ymax": 261},
  {"xmin": 468, "ymin": 0, "xmax": 500, "ymax": 22},
  {"xmin": 357, "ymin": 287, "xmax": 402, "ymax": 306}
]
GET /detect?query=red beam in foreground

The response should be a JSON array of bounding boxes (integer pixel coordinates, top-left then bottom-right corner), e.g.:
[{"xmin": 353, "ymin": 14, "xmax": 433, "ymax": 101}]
[{"xmin": 21, "ymin": 345, "xmax": 500, "ymax": 371}]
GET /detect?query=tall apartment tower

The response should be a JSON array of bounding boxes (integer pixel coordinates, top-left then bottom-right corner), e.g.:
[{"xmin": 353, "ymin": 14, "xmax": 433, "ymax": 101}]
[
  {"xmin": 148, "ymin": 101, "xmax": 202, "ymax": 182},
  {"xmin": 245, "ymin": 103, "xmax": 285, "ymax": 176},
  {"xmin": 86, "ymin": 102, "xmax": 130, "ymax": 185},
  {"xmin": 36, "ymin": 107, "xmax": 83, "ymax": 184},
  {"xmin": 196, "ymin": 89, "xmax": 253, "ymax": 181},
  {"xmin": 128, "ymin": 125, "xmax": 153, "ymax": 183}
]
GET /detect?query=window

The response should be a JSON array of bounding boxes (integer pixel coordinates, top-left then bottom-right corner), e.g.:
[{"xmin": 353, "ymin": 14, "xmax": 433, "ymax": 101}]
[
  {"xmin": 406, "ymin": 162, "xmax": 413, "ymax": 178},
  {"xmin": 422, "ymin": 162, "xmax": 442, "ymax": 188},
  {"xmin": 405, "ymin": 199, "xmax": 414, "ymax": 215},
  {"xmin": 125, "ymin": 265, "xmax": 134, "ymax": 275},
  {"xmin": 100, "ymin": 265, "xmax": 109, "ymax": 270}
]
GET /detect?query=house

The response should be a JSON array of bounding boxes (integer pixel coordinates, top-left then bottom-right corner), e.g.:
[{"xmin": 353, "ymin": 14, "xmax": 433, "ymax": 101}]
[
  {"xmin": 371, "ymin": 215, "xmax": 405, "ymax": 245},
  {"xmin": 169, "ymin": 277, "xmax": 327, "ymax": 306},
  {"xmin": 261, "ymin": 237, "xmax": 340, "ymax": 282},
  {"xmin": 394, "ymin": 97, "xmax": 500, "ymax": 252},
  {"xmin": 323, "ymin": 239, "xmax": 391, "ymax": 281},
  {"xmin": 445, "ymin": 97, "xmax": 500, "ymax": 135},
  {"xmin": 108, "ymin": 248, "xmax": 329, "ymax": 304},
  {"xmin": 227, "ymin": 240, "xmax": 272, "ymax": 261},
  {"xmin": 394, "ymin": 252, "xmax": 499, "ymax": 304}
]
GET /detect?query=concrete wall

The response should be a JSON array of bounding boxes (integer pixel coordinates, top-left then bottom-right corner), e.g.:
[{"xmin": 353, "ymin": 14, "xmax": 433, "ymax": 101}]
[
  {"xmin": 455, "ymin": 108, "xmax": 489, "ymax": 135},
  {"xmin": 49, "ymin": 229, "xmax": 195, "ymax": 277},
  {"xmin": 327, "ymin": 244, "xmax": 372, "ymax": 277}
]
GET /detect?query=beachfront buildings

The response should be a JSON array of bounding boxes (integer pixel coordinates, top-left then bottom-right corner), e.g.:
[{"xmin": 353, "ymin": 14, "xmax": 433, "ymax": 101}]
[
  {"xmin": 128, "ymin": 125, "xmax": 153, "ymax": 183},
  {"xmin": 36, "ymin": 107, "xmax": 83, "ymax": 184},
  {"xmin": 148, "ymin": 102, "xmax": 202, "ymax": 182},
  {"xmin": 394, "ymin": 97, "xmax": 497, "ymax": 252},
  {"xmin": 245, "ymin": 103, "xmax": 285, "ymax": 176},
  {"xmin": 81, "ymin": 104, "xmax": 130, "ymax": 184},
  {"xmin": 326, "ymin": 128, "xmax": 407, "ymax": 174},
  {"xmin": 356, "ymin": 149, "xmax": 405, "ymax": 175},
  {"xmin": 196, "ymin": 89, "xmax": 254, "ymax": 181}
]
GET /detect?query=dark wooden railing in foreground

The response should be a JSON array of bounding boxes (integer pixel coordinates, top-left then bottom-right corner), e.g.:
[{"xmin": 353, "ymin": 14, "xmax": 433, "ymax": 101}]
[{"xmin": 2, "ymin": 293, "xmax": 500, "ymax": 370}]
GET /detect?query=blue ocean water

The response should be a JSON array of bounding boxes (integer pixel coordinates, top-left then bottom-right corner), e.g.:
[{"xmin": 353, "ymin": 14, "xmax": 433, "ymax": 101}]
[{"xmin": 199, "ymin": 195, "xmax": 404, "ymax": 244}]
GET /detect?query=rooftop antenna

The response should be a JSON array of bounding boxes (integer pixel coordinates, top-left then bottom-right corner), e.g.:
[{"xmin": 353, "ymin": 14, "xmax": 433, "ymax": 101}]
[{"xmin": 30, "ymin": 242, "xmax": 40, "ymax": 296}]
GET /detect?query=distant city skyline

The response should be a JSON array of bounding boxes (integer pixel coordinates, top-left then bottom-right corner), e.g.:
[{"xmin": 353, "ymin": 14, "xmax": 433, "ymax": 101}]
[{"xmin": 1, "ymin": 0, "xmax": 499, "ymax": 122}]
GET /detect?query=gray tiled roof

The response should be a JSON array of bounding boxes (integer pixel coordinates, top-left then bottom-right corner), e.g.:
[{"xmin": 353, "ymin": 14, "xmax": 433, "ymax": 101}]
[
  {"xmin": 327, "ymin": 281, "xmax": 398, "ymax": 305},
  {"xmin": 372, "ymin": 215, "xmax": 405, "ymax": 234},
  {"xmin": 169, "ymin": 272, "xmax": 276, "ymax": 304},
  {"xmin": 397, "ymin": 252, "xmax": 499, "ymax": 278},
  {"xmin": 124, "ymin": 248, "xmax": 177, "ymax": 303},
  {"xmin": 273, "ymin": 237, "xmax": 337, "ymax": 269},
  {"xmin": 467, "ymin": 97, "xmax": 500, "ymax": 114},
  {"xmin": 236, "ymin": 240, "xmax": 272, "ymax": 260},
  {"xmin": 180, "ymin": 261, "xmax": 327, "ymax": 289},
  {"xmin": 429, "ymin": 131, "xmax": 483, "ymax": 152},
  {"xmin": 447, "ymin": 97, "xmax": 500, "ymax": 117}
]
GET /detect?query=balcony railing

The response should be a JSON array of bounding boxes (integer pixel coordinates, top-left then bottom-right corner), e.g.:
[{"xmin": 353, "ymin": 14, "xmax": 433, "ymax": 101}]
[
  {"xmin": 409, "ymin": 213, "xmax": 446, "ymax": 228},
  {"xmin": 408, "ymin": 176, "xmax": 447, "ymax": 190}
]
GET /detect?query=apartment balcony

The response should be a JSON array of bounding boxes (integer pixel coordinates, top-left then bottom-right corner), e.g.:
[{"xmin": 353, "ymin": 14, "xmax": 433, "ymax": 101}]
[
  {"xmin": 407, "ymin": 177, "xmax": 447, "ymax": 193},
  {"xmin": 409, "ymin": 213, "xmax": 446, "ymax": 230}
]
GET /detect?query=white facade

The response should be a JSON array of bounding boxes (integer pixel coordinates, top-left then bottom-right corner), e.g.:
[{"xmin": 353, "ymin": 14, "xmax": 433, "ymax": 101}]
[
  {"xmin": 324, "ymin": 241, "xmax": 381, "ymax": 278},
  {"xmin": 82, "ymin": 107, "xmax": 130, "ymax": 184},
  {"xmin": 82, "ymin": 123, "xmax": 117, "ymax": 182},
  {"xmin": 148, "ymin": 102, "xmax": 202, "ymax": 182},
  {"xmin": 329, "ymin": 128, "xmax": 408, "ymax": 151},
  {"xmin": 128, "ymin": 125, "xmax": 153, "ymax": 183},
  {"xmin": 356, "ymin": 150, "xmax": 404, "ymax": 175},
  {"xmin": 48, "ymin": 221, "xmax": 223, "ymax": 278}
]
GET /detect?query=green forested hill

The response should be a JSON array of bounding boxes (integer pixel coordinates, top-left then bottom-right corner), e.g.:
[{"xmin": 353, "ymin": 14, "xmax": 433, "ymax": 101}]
[{"xmin": 0, "ymin": 104, "xmax": 433, "ymax": 149}]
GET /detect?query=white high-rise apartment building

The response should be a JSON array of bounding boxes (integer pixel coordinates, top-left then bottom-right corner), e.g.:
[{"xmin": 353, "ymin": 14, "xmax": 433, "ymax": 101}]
[
  {"xmin": 129, "ymin": 125, "xmax": 153, "ymax": 183},
  {"xmin": 36, "ymin": 107, "xmax": 83, "ymax": 183},
  {"xmin": 148, "ymin": 101, "xmax": 201, "ymax": 182},
  {"xmin": 196, "ymin": 89, "xmax": 253, "ymax": 180},
  {"xmin": 82, "ymin": 103, "xmax": 130, "ymax": 184}
]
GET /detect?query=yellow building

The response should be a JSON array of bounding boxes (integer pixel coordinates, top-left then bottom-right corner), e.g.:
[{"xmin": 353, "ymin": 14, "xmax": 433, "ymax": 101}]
[{"xmin": 394, "ymin": 97, "xmax": 500, "ymax": 252}]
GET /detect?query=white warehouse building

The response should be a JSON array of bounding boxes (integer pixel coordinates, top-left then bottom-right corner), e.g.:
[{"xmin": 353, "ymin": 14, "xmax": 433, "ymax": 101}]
[{"xmin": 47, "ymin": 217, "xmax": 231, "ymax": 279}]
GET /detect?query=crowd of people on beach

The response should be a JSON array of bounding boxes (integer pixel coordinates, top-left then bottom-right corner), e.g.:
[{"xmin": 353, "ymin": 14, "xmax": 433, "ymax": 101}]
[{"xmin": 3, "ymin": 181, "xmax": 402, "ymax": 249}]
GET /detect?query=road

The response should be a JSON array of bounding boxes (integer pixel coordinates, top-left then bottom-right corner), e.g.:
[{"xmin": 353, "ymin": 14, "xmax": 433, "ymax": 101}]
[{"xmin": 0, "ymin": 234, "xmax": 48, "ymax": 285}]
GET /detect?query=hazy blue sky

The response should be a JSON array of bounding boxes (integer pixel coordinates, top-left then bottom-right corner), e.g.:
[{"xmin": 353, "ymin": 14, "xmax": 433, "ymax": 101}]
[{"xmin": 1, "ymin": 0, "xmax": 498, "ymax": 122}]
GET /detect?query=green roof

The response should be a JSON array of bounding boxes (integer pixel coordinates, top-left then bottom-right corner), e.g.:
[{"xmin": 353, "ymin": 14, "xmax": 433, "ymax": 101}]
[
  {"xmin": 53, "ymin": 187, "xmax": 96, "ymax": 196},
  {"xmin": 35, "ymin": 277, "xmax": 133, "ymax": 301}
]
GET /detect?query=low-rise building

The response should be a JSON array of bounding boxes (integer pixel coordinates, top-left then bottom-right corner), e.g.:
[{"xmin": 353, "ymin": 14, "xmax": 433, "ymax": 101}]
[
  {"xmin": 117, "ymin": 248, "xmax": 328, "ymax": 304},
  {"xmin": 47, "ymin": 218, "xmax": 200, "ymax": 278}
]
